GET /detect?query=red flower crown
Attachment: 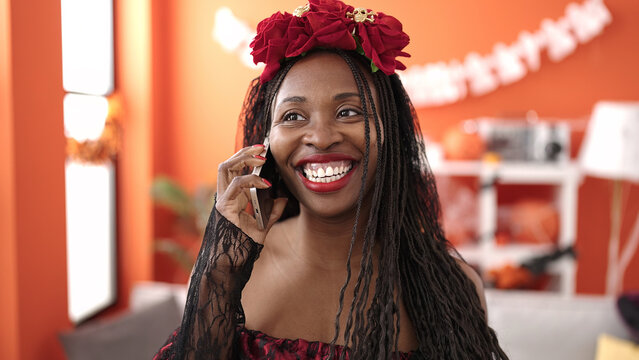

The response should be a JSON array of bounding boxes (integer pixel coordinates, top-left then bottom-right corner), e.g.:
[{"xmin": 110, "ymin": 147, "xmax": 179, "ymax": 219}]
[{"xmin": 250, "ymin": 0, "xmax": 410, "ymax": 84}]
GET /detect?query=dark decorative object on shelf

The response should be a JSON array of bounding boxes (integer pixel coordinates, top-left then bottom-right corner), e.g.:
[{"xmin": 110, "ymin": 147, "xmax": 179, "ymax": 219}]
[
  {"xmin": 618, "ymin": 292, "xmax": 639, "ymax": 343},
  {"xmin": 487, "ymin": 246, "xmax": 576, "ymax": 290}
]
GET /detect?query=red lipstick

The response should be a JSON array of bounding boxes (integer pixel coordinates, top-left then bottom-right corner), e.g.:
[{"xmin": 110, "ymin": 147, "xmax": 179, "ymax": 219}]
[
  {"xmin": 296, "ymin": 153, "xmax": 357, "ymax": 193},
  {"xmin": 297, "ymin": 165, "xmax": 357, "ymax": 193},
  {"xmin": 295, "ymin": 153, "xmax": 359, "ymax": 193}
]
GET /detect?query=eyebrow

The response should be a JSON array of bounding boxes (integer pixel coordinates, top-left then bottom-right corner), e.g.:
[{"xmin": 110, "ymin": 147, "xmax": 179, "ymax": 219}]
[
  {"xmin": 279, "ymin": 92, "xmax": 360, "ymax": 105},
  {"xmin": 333, "ymin": 92, "xmax": 360, "ymax": 101},
  {"xmin": 281, "ymin": 96, "xmax": 306, "ymax": 104}
]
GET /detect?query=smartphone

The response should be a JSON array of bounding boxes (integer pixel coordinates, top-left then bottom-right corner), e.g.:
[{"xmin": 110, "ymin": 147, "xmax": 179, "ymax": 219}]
[{"xmin": 250, "ymin": 139, "xmax": 277, "ymax": 230}]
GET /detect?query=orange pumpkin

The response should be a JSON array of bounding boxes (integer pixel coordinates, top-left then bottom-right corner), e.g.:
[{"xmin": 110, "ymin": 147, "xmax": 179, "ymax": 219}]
[
  {"xmin": 442, "ymin": 125, "xmax": 486, "ymax": 160},
  {"xmin": 509, "ymin": 199, "xmax": 559, "ymax": 244}
]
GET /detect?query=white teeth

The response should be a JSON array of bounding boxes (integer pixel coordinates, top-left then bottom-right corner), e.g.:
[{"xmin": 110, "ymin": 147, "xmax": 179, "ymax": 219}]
[{"xmin": 302, "ymin": 162, "xmax": 354, "ymax": 183}]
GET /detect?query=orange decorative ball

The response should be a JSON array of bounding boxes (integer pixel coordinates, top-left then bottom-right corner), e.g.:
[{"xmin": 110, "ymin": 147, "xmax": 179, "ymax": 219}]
[
  {"xmin": 442, "ymin": 125, "xmax": 485, "ymax": 160},
  {"xmin": 509, "ymin": 199, "xmax": 559, "ymax": 244}
]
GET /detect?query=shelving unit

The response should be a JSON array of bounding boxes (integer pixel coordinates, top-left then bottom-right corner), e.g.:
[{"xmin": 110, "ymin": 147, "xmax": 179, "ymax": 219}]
[{"xmin": 431, "ymin": 160, "xmax": 580, "ymax": 296}]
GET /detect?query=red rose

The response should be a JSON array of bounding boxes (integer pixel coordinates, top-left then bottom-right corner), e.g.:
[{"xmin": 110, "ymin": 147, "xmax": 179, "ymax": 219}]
[
  {"xmin": 250, "ymin": 1, "xmax": 411, "ymax": 83},
  {"xmin": 250, "ymin": 12, "xmax": 299, "ymax": 82},
  {"xmin": 355, "ymin": 12, "xmax": 410, "ymax": 74},
  {"xmin": 284, "ymin": 21, "xmax": 312, "ymax": 57},
  {"xmin": 250, "ymin": 11, "xmax": 293, "ymax": 64},
  {"xmin": 285, "ymin": 12, "xmax": 355, "ymax": 58}
]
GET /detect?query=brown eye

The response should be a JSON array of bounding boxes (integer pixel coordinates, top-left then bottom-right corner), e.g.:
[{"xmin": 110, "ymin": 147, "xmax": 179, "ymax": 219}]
[
  {"xmin": 283, "ymin": 112, "xmax": 305, "ymax": 122},
  {"xmin": 337, "ymin": 109, "xmax": 360, "ymax": 118}
]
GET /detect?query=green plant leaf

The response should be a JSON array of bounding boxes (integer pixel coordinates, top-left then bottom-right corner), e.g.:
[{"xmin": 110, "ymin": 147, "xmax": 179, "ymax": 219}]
[
  {"xmin": 151, "ymin": 176, "xmax": 193, "ymax": 217},
  {"xmin": 355, "ymin": 41, "xmax": 365, "ymax": 56},
  {"xmin": 354, "ymin": 38, "xmax": 378, "ymax": 72}
]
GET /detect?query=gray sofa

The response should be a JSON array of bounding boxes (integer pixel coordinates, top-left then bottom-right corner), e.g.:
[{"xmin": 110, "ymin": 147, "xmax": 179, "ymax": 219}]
[{"xmin": 59, "ymin": 282, "xmax": 633, "ymax": 360}]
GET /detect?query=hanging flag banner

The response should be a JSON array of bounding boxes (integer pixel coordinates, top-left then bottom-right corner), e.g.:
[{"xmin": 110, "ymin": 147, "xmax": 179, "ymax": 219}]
[
  {"xmin": 400, "ymin": 0, "xmax": 611, "ymax": 107},
  {"xmin": 211, "ymin": 0, "xmax": 612, "ymax": 108}
]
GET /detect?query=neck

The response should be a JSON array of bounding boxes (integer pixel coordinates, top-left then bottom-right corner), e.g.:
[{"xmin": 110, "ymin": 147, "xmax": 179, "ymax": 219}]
[{"xmin": 286, "ymin": 202, "xmax": 374, "ymax": 272}]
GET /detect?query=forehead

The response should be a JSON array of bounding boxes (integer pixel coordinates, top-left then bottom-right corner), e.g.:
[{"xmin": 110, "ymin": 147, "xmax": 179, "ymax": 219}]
[{"xmin": 273, "ymin": 52, "xmax": 374, "ymax": 105}]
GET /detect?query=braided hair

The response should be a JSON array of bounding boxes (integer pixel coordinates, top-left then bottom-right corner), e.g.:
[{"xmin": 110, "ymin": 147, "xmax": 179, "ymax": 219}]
[{"xmin": 239, "ymin": 49, "xmax": 508, "ymax": 360}]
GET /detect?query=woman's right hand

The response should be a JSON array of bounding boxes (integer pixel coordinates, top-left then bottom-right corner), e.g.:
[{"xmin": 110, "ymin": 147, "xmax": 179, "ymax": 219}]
[{"xmin": 215, "ymin": 144, "xmax": 288, "ymax": 244}]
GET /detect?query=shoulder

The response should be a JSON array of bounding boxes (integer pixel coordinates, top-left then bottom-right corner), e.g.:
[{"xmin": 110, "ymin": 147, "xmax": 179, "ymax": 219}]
[{"xmin": 454, "ymin": 258, "xmax": 488, "ymax": 317}]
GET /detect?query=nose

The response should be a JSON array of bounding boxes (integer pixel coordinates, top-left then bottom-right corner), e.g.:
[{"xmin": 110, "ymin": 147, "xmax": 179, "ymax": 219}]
[{"xmin": 302, "ymin": 115, "xmax": 343, "ymax": 150}]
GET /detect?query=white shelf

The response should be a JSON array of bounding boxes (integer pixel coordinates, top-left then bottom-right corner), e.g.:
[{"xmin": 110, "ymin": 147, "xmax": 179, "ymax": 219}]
[
  {"xmin": 433, "ymin": 160, "xmax": 581, "ymax": 295},
  {"xmin": 456, "ymin": 243, "xmax": 557, "ymax": 268},
  {"xmin": 431, "ymin": 160, "xmax": 579, "ymax": 184}
]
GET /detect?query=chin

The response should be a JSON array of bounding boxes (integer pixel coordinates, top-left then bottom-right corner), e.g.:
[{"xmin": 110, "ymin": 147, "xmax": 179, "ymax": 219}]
[
  {"xmin": 300, "ymin": 200, "xmax": 362, "ymax": 221},
  {"xmin": 295, "ymin": 184, "xmax": 374, "ymax": 222}
]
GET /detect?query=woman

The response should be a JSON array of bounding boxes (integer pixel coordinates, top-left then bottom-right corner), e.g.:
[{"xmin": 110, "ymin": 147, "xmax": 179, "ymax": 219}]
[{"xmin": 156, "ymin": 1, "xmax": 508, "ymax": 359}]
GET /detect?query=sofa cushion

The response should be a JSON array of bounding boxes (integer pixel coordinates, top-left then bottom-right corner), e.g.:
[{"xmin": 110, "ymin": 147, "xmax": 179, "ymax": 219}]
[
  {"xmin": 59, "ymin": 296, "xmax": 180, "ymax": 360},
  {"xmin": 486, "ymin": 290, "xmax": 630, "ymax": 360},
  {"xmin": 130, "ymin": 281, "xmax": 187, "ymax": 316}
]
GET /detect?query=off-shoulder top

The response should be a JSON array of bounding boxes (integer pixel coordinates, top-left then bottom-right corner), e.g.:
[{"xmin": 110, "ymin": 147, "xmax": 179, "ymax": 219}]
[
  {"xmin": 156, "ymin": 326, "xmax": 413, "ymax": 359},
  {"xmin": 153, "ymin": 208, "xmax": 416, "ymax": 359}
]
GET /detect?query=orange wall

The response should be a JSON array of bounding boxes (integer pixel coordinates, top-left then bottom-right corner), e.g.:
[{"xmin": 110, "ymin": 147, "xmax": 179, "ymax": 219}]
[
  {"xmin": 0, "ymin": 4, "xmax": 158, "ymax": 358},
  {"xmin": 150, "ymin": 0, "xmax": 639, "ymax": 293},
  {"xmin": 1, "ymin": 1, "xmax": 19, "ymax": 358},
  {"xmin": 113, "ymin": 0, "xmax": 154, "ymax": 310},
  {"xmin": 0, "ymin": 0, "xmax": 70, "ymax": 359}
]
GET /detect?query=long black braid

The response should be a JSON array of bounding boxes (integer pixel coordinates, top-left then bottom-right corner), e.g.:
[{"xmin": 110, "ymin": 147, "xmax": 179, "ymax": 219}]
[{"xmin": 240, "ymin": 49, "xmax": 509, "ymax": 360}]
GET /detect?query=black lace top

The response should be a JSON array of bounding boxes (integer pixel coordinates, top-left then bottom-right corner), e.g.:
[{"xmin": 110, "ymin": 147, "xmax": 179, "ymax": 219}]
[{"xmin": 153, "ymin": 208, "xmax": 416, "ymax": 359}]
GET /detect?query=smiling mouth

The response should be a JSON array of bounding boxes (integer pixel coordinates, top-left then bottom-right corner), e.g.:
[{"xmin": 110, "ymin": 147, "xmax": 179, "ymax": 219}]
[{"xmin": 298, "ymin": 160, "xmax": 354, "ymax": 183}]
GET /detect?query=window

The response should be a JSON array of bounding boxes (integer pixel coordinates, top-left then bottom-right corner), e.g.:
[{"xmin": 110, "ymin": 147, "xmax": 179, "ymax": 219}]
[{"xmin": 61, "ymin": 0, "xmax": 116, "ymax": 323}]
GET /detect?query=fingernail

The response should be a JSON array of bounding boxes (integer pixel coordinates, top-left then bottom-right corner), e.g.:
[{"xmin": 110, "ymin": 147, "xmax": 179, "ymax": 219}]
[
  {"xmin": 262, "ymin": 179, "xmax": 272, "ymax": 187},
  {"xmin": 254, "ymin": 155, "xmax": 266, "ymax": 160},
  {"xmin": 252, "ymin": 144, "xmax": 265, "ymax": 148}
]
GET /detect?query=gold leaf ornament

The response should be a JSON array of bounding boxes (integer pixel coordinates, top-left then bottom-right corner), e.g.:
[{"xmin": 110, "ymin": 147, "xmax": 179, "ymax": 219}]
[
  {"xmin": 346, "ymin": 7, "xmax": 376, "ymax": 23},
  {"xmin": 293, "ymin": 3, "xmax": 310, "ymax": 17}
]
